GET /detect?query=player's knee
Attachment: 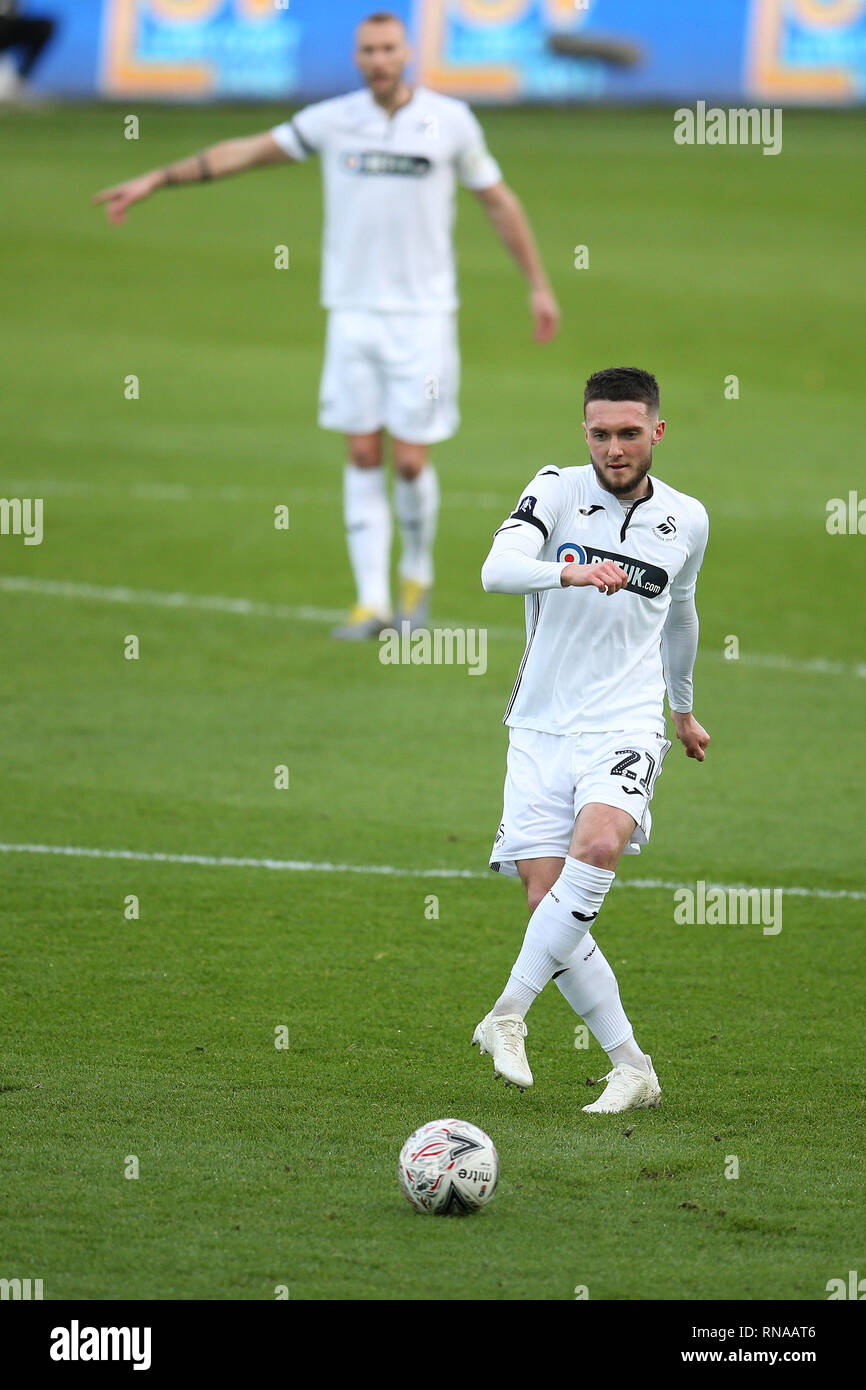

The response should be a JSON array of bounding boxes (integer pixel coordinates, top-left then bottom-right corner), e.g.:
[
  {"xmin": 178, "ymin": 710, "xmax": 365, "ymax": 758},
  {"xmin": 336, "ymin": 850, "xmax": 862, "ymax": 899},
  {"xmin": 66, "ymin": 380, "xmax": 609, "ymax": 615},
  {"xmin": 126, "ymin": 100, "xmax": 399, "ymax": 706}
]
[
  {"xmin": 578, "ymin": 837, "xmax": 622, "ymax": 870},
  {"xmin": 392, "ymin": 449, "xmax": 427, "ymax": 479},
  {"xmin": 349, "ymin": 443, "xmax": 382, "ymax": 469}
]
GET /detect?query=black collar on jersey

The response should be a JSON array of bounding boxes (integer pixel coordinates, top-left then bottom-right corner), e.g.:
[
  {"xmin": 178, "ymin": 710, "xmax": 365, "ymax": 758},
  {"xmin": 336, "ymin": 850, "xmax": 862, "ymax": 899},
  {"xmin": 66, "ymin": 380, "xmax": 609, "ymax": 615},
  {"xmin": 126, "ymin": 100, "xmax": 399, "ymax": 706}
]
[
  {"xmin": 586, "ymin": 463, "xmax": 654, "ymax": 536},
  {"xmin": 366, "ymin": 84, "xmax": 419, "ymax": 123},
  {"xmin": 618, "ymin": 476, "xmax": 654, "ymax": 542}
]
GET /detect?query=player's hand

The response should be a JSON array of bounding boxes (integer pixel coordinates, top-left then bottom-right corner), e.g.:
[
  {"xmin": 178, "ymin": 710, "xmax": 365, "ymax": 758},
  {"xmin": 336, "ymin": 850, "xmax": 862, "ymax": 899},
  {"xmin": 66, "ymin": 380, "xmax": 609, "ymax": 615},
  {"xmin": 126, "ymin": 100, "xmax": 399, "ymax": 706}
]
[
  {"xmin": 92, "ymin": 172, "xmax": 162, "ymax": 225},
  {"xmin": 530, "ymin": 286, "xmax": 561, "ymax": 344},
  {"xmin": 560, "ymin": 560, "xmax": 629, "ymax": 596},
  {"xmin": 672, "ymin": 711, "xmax": 710, "ymax": 761}
]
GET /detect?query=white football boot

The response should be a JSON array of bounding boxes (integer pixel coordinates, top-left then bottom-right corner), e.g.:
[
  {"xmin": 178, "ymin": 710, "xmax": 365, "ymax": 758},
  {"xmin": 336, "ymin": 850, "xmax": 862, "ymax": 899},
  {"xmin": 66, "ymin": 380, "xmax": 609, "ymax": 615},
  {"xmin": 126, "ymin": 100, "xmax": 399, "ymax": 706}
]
[
  {"xmin": 582, "ymin": 1055, "xmax": 661, "ymax": 1114},
  {"xmin": 471, "ymin": 1013, "xmax": 533, "ymax": 1092}
]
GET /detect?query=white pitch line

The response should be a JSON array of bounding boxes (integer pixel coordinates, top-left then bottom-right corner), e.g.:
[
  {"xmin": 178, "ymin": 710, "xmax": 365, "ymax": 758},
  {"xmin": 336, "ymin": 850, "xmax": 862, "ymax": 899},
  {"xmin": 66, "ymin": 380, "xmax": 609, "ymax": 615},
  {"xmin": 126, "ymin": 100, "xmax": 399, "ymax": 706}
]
[
  {"xmin": 2, "ymin": 478, "xmax": 510, "ymax": 510},
  {"xmin": 0, "ymin": 841, "xmax": 484, "ymax": 879},
  {"xmin": 0, "ymin": 575, "xmax": 517, "ymax": 640},
  {"xmin": 0, "ymin": 842, "xmax": 863, "ymax": 901},
  {"xmin": 2, "ymin": 574, "xmax": 865, "ymax": 679},
  {"xmin": 0, "ymin": 575, "xmax": 346, "ymax": 627}
]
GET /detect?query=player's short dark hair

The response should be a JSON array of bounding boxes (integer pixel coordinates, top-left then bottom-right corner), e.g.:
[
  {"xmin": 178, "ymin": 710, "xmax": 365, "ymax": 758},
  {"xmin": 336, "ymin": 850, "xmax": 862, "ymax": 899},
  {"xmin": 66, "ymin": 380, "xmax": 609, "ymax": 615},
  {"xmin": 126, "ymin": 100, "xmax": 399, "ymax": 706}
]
[
  {"xmin": 584, "ymin": 367, "xmax": 660, "ymax": 416},
  {"xmin": 360, "ymin": 10, "xmax": 406, "ymax": 26}
]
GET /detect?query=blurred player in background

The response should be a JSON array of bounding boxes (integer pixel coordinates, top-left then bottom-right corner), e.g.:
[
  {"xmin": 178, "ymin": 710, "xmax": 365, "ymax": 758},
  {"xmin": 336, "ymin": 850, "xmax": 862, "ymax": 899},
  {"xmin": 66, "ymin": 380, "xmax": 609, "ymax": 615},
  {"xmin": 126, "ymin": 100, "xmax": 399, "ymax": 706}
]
[
  {"xmin": 475, "ymin": 367, "xmax": 710, "ymax": 1113},
  {"xmin": 93, "ymin": 10, "xmax": 560, "ymax": 638}
]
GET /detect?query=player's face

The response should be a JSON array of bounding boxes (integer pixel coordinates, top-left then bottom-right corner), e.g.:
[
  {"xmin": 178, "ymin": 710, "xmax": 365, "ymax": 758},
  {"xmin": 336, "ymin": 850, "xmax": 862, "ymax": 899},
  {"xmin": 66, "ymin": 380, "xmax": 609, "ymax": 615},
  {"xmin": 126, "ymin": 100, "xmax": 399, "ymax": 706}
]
[
  {"xmin": 583, "ymin": 400, "xmax": 665, "ymax": 498},
  {"xmin": 355, "ymin": 21, "xmax": 410, "ymax": 102}
]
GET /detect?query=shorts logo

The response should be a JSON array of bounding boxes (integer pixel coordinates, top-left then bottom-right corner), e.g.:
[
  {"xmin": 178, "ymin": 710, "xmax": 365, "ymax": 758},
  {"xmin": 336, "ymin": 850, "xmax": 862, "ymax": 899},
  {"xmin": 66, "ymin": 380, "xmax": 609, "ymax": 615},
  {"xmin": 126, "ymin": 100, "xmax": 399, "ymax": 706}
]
[
  {"xmin": 341, "ymin": 152, "xmax": 432, "ymax": 177},
  {"xmin": 556, "ymin": 542, "xmax": 587, "ymax": 565},
  {"xmin": 653, "ymin": 515, "xmax": 677, "ymax": 540}
]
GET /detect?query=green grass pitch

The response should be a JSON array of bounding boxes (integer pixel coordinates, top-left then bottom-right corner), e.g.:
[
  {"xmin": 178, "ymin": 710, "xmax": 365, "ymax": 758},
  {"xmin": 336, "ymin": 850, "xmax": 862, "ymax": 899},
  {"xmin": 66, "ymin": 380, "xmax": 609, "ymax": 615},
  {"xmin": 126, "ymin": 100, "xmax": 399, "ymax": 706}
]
[{"xmin": 1, "ymin": 103, "xmax": 864, "ymax": 1301}]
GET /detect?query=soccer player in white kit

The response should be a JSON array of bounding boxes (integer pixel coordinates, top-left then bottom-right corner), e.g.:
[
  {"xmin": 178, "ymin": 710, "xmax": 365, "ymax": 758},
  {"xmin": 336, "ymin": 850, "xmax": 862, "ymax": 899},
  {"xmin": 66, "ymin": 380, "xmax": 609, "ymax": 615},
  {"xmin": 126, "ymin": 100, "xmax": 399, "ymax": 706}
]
[
  {"xmin": 93, "ymin": 11, "xmax": 560, "ymax": 639},
  {"xmin": 474, "ymin": 368, "xmax": 711, "ymax": 1113}
]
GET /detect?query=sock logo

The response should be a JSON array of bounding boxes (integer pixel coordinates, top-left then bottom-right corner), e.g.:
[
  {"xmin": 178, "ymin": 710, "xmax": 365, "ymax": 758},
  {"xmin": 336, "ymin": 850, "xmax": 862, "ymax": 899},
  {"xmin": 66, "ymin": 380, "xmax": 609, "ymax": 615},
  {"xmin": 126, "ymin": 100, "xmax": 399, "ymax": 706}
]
[{"xmin": 572, "ymin": 910, "xmax": 597, "ymax": 923}]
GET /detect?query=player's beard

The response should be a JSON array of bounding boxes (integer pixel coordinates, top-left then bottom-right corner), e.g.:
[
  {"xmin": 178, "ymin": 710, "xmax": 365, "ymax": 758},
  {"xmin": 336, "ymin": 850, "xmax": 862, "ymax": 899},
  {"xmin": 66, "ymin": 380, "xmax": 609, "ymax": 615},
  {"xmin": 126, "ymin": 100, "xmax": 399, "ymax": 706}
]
[
  {"xmin": 591, "ymin": 448, "xmax": 653, "ymax": 498},
  {"xmin": 368, "ymin": 72, "xmax": 403, "ymax": 105}
]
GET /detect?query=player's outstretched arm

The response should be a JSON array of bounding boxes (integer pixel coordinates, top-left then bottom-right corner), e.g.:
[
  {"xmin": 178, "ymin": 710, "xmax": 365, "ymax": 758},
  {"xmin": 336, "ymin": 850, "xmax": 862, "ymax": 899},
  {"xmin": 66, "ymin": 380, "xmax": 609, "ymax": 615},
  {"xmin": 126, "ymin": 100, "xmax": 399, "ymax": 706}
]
[
  {"xmin": 92, "ymin": 131, "xmax": 292, "ymax": 226},
  {"xmin": 473, "ymin": 182, "xmax": 561, "ymax": 343}
]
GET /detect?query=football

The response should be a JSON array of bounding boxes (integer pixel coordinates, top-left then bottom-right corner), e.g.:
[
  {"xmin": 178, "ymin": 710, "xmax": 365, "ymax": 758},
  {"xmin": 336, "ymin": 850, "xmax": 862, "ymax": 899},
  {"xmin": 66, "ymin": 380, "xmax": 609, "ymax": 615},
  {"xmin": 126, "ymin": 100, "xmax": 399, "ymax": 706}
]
[{"xmin": 398, "ymin": 1119, "xmax": 499, "ymax": 1215}]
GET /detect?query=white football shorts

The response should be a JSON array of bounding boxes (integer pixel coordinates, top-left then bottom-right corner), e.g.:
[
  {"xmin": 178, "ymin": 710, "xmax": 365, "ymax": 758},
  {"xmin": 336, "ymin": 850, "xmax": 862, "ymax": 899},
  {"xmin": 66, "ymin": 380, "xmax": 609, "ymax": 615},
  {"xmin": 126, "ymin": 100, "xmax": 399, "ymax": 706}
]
[
  {"xmin": 318, "ymin": 309, "xmax": 460, "ymax": 444},
  {"xmin": 489, "ymin": 725, "xmax": 672, "ymax": 878}
]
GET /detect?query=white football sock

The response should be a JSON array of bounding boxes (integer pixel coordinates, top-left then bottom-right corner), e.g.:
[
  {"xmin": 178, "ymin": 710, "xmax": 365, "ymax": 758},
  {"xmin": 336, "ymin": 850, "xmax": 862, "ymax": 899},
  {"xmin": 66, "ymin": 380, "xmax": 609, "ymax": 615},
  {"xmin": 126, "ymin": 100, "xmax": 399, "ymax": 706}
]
[
  {"xmin": 606, "ymin": 1038, "xmax": 650, "ymax": 1073},
  {"xmin": 553, "ymin": 933, "xmax": 648, "ymax": 1071},
  {"xmin": 491, "ymin": 974, "xmax": 538, "ymax": 1019},
  {"xmin": 394, "ymin": 465, "xmax": 439, "ymax": 587},
  {"xmin": 506, "ymin": 858, "xmax": 616, "ymax": 1000},
  {"xmin": 343, "ymin": 464, "xmax": 392, "ymax": 614}
]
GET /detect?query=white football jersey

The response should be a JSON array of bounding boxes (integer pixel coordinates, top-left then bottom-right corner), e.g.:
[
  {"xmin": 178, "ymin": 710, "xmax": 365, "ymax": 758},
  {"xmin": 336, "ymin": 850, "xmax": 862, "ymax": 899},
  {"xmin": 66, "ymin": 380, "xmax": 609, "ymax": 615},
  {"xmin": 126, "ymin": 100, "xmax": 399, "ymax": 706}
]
[
  {"xmin": 490, "ymin": 464, "xmax": 709, "ymax": 736},
  {"xmin": 270, "ymin": 87, "xmax": 502, "ymax": 313}
]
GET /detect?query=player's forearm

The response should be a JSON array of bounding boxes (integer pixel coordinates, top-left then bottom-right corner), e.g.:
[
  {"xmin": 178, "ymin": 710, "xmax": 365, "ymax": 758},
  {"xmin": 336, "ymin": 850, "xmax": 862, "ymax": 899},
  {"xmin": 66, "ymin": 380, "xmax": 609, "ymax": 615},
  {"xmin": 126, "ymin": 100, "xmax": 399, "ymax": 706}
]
[
  {"xmin": 661, "ymin": 596, "xmax": 700, "ymax": 713},
  {"xmin": 482, "ymin": 187, "xmax": 553, "ymax": 291},
  {"xmin": 153, "ymin": 137, "xmax": 278, "ymax": 191},
  {"xmin": 482, "ymin": 547, "xmax": 565, "ymax": 594}
]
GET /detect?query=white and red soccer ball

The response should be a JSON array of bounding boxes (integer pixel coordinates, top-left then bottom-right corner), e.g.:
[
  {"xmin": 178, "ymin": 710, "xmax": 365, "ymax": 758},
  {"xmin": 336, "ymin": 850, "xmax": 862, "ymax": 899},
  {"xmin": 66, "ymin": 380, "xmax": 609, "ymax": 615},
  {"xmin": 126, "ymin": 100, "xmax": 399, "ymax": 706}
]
[{"xmin": 398, "ymin": 1119, "xmax": 498, "ymax": 1215}]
